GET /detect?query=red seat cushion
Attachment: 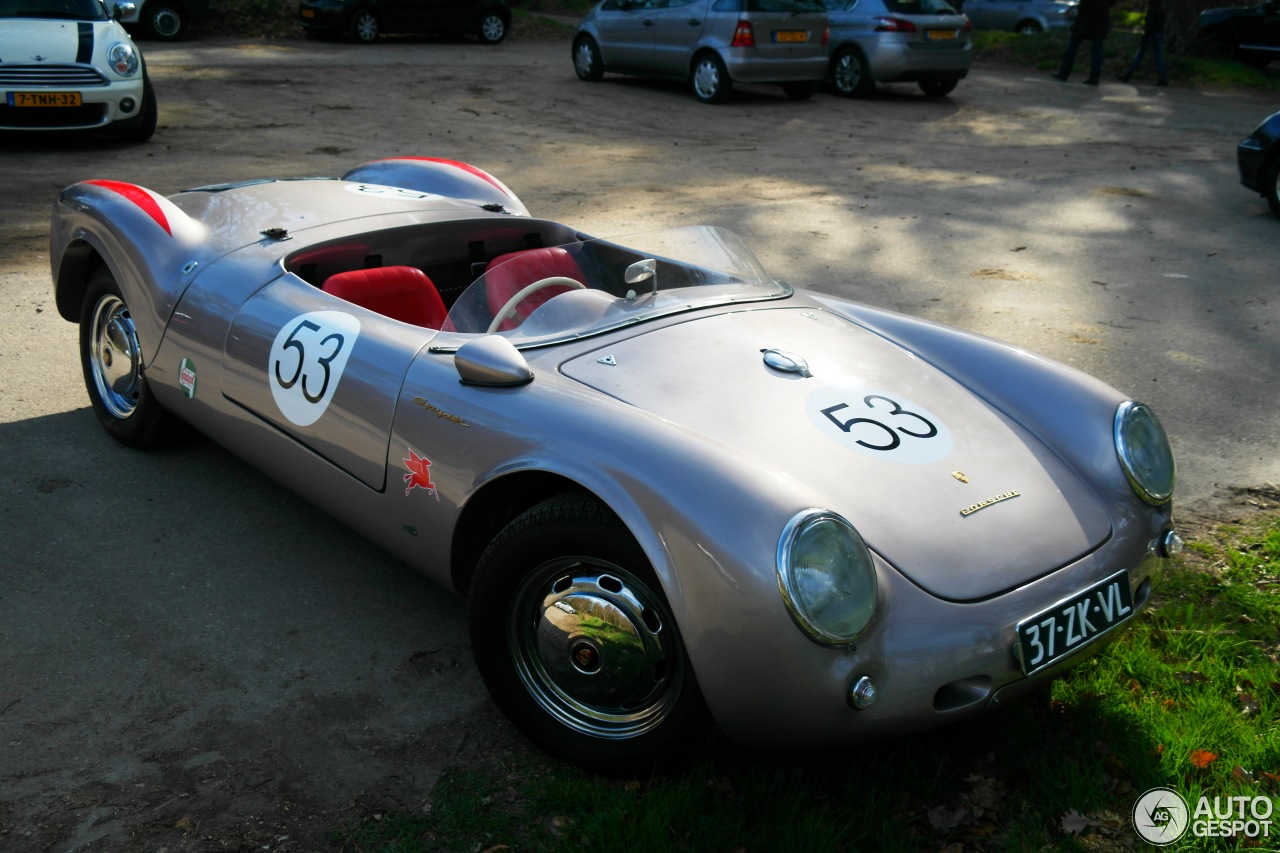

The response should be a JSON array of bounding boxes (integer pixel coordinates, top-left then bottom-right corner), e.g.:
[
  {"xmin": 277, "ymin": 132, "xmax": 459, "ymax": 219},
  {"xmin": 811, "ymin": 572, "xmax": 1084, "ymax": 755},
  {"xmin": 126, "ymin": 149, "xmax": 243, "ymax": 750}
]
[
  {"xmin": 322, "ymin": 266, "xmax": 448, "ymax": 329},
  {"xmin": 484, "ymin": 247, "xmax": 584, "ymax": 329}
]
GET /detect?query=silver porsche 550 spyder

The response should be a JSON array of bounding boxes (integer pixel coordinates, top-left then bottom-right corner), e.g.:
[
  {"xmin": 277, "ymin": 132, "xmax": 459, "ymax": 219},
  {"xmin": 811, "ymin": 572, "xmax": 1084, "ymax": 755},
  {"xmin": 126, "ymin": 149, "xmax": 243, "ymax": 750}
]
[{"xmin": 50, "ymin": 158, "xmax": 1179, "ymax": 774}]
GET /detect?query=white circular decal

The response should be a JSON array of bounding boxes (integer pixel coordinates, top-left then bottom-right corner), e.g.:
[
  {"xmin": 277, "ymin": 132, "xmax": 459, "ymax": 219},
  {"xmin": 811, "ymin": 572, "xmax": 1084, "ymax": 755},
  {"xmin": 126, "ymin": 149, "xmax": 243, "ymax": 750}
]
[
  {"xmin": 806, "ymin": 385, "xmax": 953, "ymax": 464},
  {"xmin": 269, "ymin": 311, "xmax": 361, "ymax": 426},
  {"xmin": 344, "ymin": 183, "xmax": 434, "ymax": 201}
]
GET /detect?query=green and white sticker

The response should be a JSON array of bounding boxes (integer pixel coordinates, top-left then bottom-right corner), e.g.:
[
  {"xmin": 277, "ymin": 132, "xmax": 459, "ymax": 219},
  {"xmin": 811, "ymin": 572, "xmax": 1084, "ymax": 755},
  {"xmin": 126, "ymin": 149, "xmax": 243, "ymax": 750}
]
[{"xmin": 178, "ymin": 358, "xmax": 197, "ymax": 398}]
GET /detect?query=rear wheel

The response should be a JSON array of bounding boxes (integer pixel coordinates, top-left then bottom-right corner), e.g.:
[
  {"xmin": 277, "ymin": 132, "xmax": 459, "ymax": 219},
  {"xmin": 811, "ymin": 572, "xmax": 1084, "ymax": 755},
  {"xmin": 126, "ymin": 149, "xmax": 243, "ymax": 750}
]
[
  {"xmin": 919, "ymin": 78, "xmax": 958, "ymax": 97},
  {"xmin": 79, "ymin": 267, "xmax": 173, "ymax": 449},
  {"xmin": 468, "ymin": 493, "xmax": 715, "ymax": 775},
  {"xmin": 573, "ymin": 35, "xmax": 604, "ymax": 81},
  {"xmin": 690, "ymin": 53, "xmax": 732, "ymax": 104},
  {"xmin": 141, "ymin": 0, "xmax": 185, "ymax": 39},
  {"xmin": 831, "ymin": 47, "xmax": 874, "ymax": 98},
  {"xmin": 349, "ymin": 10, "xmax": 378, "ymax": 42},
  {"xmin": 477, "ymin": 11, "xmax": 506, "ymax": 44}
]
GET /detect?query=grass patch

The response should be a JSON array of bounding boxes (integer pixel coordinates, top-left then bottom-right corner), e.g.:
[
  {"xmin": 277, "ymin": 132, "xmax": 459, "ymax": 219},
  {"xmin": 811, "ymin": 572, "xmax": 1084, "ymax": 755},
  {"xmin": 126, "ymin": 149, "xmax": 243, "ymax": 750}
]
[{"xmin": 332, "ymin": 511, "xmax": 1280, "ymax": 852}]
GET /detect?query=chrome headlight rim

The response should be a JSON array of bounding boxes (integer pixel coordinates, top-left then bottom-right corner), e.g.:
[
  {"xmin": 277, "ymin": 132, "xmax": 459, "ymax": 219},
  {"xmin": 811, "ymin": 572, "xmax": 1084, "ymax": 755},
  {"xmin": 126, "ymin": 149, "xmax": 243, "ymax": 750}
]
[
  {"xmin": 1114, "ymin": 400, "xmax": 1176, "ymax": 506},
  {"xmin": 776, "ymin": 508, "xmax": 878, "ymax": 647},
  {"xmin": 108, "ymin": 42, "xmax": 140, "ymax": 77}
]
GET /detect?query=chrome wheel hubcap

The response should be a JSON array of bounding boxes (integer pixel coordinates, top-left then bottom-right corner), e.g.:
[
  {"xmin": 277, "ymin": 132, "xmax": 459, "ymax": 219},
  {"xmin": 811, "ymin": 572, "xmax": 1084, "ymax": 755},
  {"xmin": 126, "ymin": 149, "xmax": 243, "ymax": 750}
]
[
  {"xmin": 510, "ymin": 559, "xmax": 683, "ymax": 739},
  {"xmin": 481, "ymin": 15, "xmax": 504, "ymax": 41},
  {"xmin": 90, "ymin": 294, "xmax": 142, "ymax": 420},
  {"xmin": 835, "ymin": 55, "xmax": 860, "ymax": 92},
  {"xmin": 693, "ymin": 60, "xmax": 720, "ymax": 99},
  {"xmin": 575, "ymin": 43, "xmax": 594, "ymax": 76}
]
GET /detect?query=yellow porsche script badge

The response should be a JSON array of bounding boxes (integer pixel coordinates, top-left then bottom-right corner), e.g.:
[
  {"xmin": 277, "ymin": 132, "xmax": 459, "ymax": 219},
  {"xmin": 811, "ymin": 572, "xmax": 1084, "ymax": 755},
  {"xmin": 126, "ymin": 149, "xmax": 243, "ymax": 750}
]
[{"xmin": 959, "ymin": 490, "xmax": 1021, "ymax": 517}]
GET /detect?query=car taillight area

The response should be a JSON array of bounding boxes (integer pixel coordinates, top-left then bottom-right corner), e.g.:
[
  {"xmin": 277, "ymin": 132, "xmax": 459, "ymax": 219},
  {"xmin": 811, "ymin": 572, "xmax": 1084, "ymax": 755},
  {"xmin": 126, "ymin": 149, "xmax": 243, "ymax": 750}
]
[
  {"xmin": 875, "ymin": 16, "xmax": 918, "ymax": 32},
  {"xmin": 732, "ymin": 19, "xmax": 756, "ymax": 47}
]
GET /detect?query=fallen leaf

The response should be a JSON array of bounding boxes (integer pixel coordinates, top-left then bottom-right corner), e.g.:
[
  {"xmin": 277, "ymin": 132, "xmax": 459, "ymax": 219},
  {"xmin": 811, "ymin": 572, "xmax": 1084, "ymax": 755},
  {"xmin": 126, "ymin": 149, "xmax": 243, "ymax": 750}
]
[
  {"xmin": 1234, "ymin": 766, "xmax": 1255, "ymax": 783},
  {"xmin": 1190, "ymin": 749, "xmax": 1218, "ymax": 769},
  {"xmin": 175, "ymin": 816, "xmax": 196, "ymax": 832},
  {"xmin": 1175, "ymin": 671, "xmax": 1210, "ymax": 685},
  {"xmin": 937, "ymin": 843, "xmax": 964, "ymax": 853},
  {"xmin": 1061, "ymin": 809, "xmax": 1101, "ymax": 835},
  {"xmin": 1239, "ymin": 693, "xmax": 1261, "ymax": 716}
]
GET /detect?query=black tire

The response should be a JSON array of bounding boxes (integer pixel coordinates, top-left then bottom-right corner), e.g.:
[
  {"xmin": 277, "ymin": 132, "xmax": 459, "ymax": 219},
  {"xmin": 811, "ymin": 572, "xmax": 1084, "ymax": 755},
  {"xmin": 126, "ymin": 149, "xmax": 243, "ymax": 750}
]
[
  {"xmin": 1014, "ymin": 19, "xmax": 1042, "ymax": 34},
  {"xmin": 1263, "ymin": 155, "xmax": 1280, "ymax": 218},
  {"xmin": 781, "ymin": 80, "xmax": 819, "ymax": 101},
  {"xmin": 573, "ymin": 34, "xmax": 604, "ymax": 82},
  {"xmin": 477, "ymin": 11, "xmax": 507, "ymax": 44},
  {"xmin": 140, "ymin": 0, "xmax": 185, "ymax": 39},
  {"xmin": 690, "ymin": 52, "xmax": 732, "ymax": 104},
  {"xmin": 114, "ymin": 75, "xmax": 157, "ymax": 143},
  {"xmin": 831, "ymin": 47, "xmax": 874, "ymax": 98},
  {"xmin": 467, "ymin": 493, "xmax": 716, "ymax": 776},
  {"xmin": 79, "ymin": 266, "xmax": 173, "ymax": 449},
  {"xmin": 919, "ymin": 78, "xmax": 958, "ymax": 97},
  {"xmin": 349, "ymin": 9, "xmax": 378, "ymax": 42}
]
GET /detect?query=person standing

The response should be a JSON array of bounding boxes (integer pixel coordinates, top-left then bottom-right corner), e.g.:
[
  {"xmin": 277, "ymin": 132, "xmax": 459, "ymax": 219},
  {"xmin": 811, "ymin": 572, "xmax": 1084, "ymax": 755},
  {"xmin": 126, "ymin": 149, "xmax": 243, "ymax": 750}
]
[
  {"xmin": 1051, "ymin": 0, "xmax": 1116, "ymax": 85},
  {"xmin": 1117, "ymin": 0, "xmax": 1168, "ymax": 85}
]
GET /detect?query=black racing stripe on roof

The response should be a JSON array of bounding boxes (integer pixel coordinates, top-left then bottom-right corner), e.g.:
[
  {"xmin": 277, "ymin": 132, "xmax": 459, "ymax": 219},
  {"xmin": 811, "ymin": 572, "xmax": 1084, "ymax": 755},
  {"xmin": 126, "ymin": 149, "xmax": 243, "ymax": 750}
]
[{"xmin": 77, "ymin": 22, "xmax": 93, "ymax": 64}]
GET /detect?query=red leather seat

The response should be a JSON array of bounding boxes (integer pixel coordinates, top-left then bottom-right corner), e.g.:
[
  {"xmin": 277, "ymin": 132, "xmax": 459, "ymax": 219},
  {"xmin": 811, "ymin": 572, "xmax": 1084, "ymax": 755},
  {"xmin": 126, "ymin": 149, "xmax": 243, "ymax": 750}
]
[
  {"xmin": 484, "ymin": 247, "xmax": 584, "ymax": 330},
  {"xmin": 322, "ymin": 266, "xmax": 448, "ymax": 329}
]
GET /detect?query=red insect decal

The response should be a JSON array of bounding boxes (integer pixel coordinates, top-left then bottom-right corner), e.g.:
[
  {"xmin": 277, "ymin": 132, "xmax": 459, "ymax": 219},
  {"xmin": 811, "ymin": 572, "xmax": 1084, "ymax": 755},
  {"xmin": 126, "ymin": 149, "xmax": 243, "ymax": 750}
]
[
  {"xmin": 85, "ymin": 180, "xmax": 172, "ymax": 236},
  {"xmin": 402, "ymin": 448, "xmax": 439, "ymax": 500}
]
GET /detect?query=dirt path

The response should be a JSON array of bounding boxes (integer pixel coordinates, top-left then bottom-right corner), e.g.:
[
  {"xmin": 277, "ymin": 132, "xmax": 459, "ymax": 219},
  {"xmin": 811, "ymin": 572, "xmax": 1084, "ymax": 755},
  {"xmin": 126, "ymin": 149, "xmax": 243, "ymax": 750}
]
[{"xmin": 2, "ymin": 33, "xmax": 1278, "ymax": 850}]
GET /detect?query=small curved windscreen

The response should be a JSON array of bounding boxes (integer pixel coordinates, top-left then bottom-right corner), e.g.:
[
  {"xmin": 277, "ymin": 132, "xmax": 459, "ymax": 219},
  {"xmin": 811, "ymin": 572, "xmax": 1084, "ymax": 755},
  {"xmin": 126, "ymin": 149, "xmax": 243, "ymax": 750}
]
[
  {"xmin": 0, "ymin": 0, "xmax": 108, "ymax": 19},
  {"xmin": 442, "ymin": 225, "xmax": 791, "ymax": 348}
]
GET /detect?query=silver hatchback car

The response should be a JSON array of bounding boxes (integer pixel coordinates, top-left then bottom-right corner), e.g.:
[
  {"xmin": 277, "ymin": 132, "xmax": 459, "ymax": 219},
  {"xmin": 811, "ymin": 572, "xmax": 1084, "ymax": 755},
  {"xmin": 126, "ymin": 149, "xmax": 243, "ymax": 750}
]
[
  {"xmin": 573, "ymin": 0, "xmax": 829, "ymax": 104},
  {"xmin": 961, "ymin": 0, "xmax": 1076, "ymax": 34},
  {"xmin": 826, "ymin": 0, "xmax": 972, "ymax": 97}
]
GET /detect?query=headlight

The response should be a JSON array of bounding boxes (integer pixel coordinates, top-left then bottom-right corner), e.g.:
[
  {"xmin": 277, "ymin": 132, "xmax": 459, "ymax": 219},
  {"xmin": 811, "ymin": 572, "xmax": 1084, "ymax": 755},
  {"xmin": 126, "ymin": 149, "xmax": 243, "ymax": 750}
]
[
  {"xmin": 776, "ymin": 510, "xmax": 877, "ymax": 645},
  {"xmin": 1114, "ymin": 401, "xmax": 1175, "ymax": 505},
  {"xmin": 108, "ymin": 42, "xmax": 139, "ymax": 77}
]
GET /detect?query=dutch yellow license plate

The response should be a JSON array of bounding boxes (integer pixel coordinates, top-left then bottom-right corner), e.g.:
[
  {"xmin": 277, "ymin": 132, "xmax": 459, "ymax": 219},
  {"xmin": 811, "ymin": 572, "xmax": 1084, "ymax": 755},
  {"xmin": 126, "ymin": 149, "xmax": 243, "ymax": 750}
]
[
  {"xmin": 8, "ymin": 91, "xmax": 83, "ymax": 107},
  {"xmin": 772, "ymin": 30, "xmax": 807, "ymax": 43},
  {"xmin": 926, "ymin": 28, "xmax": 958, "ymax": 40}
]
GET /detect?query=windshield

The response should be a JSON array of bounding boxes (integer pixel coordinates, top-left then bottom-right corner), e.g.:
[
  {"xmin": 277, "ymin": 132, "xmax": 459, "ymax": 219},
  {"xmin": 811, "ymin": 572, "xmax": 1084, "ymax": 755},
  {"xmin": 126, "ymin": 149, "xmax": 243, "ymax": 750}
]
[
  {"xmin": 440, "ymin": 226, "xmax": 790, "ymax": 348},
  {"xmin": 0, "ymin": 0, "xmax": 108, "ymax": 18}
]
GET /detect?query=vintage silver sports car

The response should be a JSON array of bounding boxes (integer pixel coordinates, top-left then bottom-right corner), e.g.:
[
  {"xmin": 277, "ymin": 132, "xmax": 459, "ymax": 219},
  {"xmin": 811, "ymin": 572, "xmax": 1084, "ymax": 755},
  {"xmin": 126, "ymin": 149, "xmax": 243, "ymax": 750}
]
[{"xmin": 51, "ymin": 158, "xmax": 1180, "ymax": 774}]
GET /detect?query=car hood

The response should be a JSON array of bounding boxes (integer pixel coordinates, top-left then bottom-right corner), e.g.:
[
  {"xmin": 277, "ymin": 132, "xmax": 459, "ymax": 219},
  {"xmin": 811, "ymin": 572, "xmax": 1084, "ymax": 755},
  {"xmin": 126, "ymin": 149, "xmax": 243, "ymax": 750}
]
[
  {"xmin": 560, "ymin": 306, "xmax": 1113, "ymax": 602},
  {"xmin": 0, "ymin": 20, "xmax": 115, "ymax": 62}
]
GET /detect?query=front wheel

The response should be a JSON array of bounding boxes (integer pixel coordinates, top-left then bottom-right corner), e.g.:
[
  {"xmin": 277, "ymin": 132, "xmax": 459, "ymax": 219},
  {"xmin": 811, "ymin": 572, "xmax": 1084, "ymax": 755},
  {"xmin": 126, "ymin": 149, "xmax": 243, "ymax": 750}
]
[
  {"xmin": 690, "ymin": 53, "xmax": 732, "ymax": 104},
  {"xmin": 573, "ymin": 35, "xmax": 604, "ymax": 81},
  {"xmin": 468, "ymin": 493, "xmax": 715, "ymax": 775},
  {"xmin": 79, "ymin": 267, "xmax": 173, "ymax": 448},
  {"xmin": 477, "ymin": 11, "xmax": 506, "ymax": 44},
  {"xmin": 831, "ymin": 47, "xmax": 874, "ymax": 98},
  {"xmin": 349, "ymin": 9, "xmax": 378, "ymax": 42},
  {"xmin": 918, "ymin": 78, "xmax": 958, "ymax": 97},
  {"xmin": 1263, "ymin": 156, "xmax": 1280, "ymax": 218}
]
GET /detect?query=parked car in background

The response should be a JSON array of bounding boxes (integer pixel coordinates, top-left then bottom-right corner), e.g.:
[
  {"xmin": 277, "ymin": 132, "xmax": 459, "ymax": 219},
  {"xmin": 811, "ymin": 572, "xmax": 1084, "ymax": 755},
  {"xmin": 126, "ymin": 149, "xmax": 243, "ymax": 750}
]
[
  {"xmin": 299, "ymin": 0, "xmax": 511, "ymax": 44},
  {"xmin": 825, "ymin": 0, "xmax": 972, "ymax": 97},
  {"xmin": 1195, "ymin": 1, "xmax": 1280, "ymax": 67},
  {"xmin": 961, "ymin": 0, "xmax": 1075, "ymax": 33},
  {"xmin": 107, "ymin": 0, "xmax": 210, "ymax": 39},
  {"xmin": 1, "ymin": 0, "xmax": 156, "ymax": 140},
  {"xmin": 1238, "ymin": 110, "xmax": 1280, "ymax": 216},
  {"xmin": 573, "ymin": 0, "xmax": 829, "ymax": 104}
]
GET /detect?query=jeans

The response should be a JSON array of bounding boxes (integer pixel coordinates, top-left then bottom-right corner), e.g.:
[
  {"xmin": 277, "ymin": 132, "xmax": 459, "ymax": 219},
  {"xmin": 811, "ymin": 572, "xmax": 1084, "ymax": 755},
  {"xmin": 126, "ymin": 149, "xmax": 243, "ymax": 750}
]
[
  {"xmin": 1123, "ymin": 32, "xmax": 1167, "ymax": 82},
  {"xmin": 1057, "ymin": 35, "xmax": 1106, "ymax": 81}
]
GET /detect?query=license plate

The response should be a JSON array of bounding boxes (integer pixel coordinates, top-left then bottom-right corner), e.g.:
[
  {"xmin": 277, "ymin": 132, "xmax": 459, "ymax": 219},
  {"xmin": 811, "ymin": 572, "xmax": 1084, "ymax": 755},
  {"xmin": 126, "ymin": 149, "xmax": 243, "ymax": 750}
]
[
  {"xmin": 301, "ymin": 7, "xmax": 314, "ymax": 17},
  {"xmin": 926, "ymin": 28, "xmax": 958, "ymax": 40},
  {"xmin": 772, "ymin": 30, "xmax": 807, "ymax": 43},
  {"xmin": 1015, "ymin": 570, "xmax": 1133, "ymax": 675},
  {"xmin": 8, "ymin": 91, "xmax": 83, "ymax": 107}
]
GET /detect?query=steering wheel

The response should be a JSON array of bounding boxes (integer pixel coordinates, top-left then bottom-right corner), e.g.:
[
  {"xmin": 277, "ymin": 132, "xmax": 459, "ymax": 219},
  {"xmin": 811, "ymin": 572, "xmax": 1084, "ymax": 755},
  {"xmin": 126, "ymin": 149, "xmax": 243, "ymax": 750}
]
[{"xmin": 487, "ymin": 276, "xmax": 587, "ymax": 334}]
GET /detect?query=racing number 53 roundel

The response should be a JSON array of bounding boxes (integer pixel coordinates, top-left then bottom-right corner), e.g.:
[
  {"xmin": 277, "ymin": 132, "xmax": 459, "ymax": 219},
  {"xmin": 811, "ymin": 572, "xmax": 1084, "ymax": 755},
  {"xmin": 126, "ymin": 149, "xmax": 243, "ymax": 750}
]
[
  {"xmin": 806, "ymin": 385, "xmax": 953, "ymax": 464},
  {"xmin": 269, "ymin": 311, "xmax": 361, "ymax": 426}
]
